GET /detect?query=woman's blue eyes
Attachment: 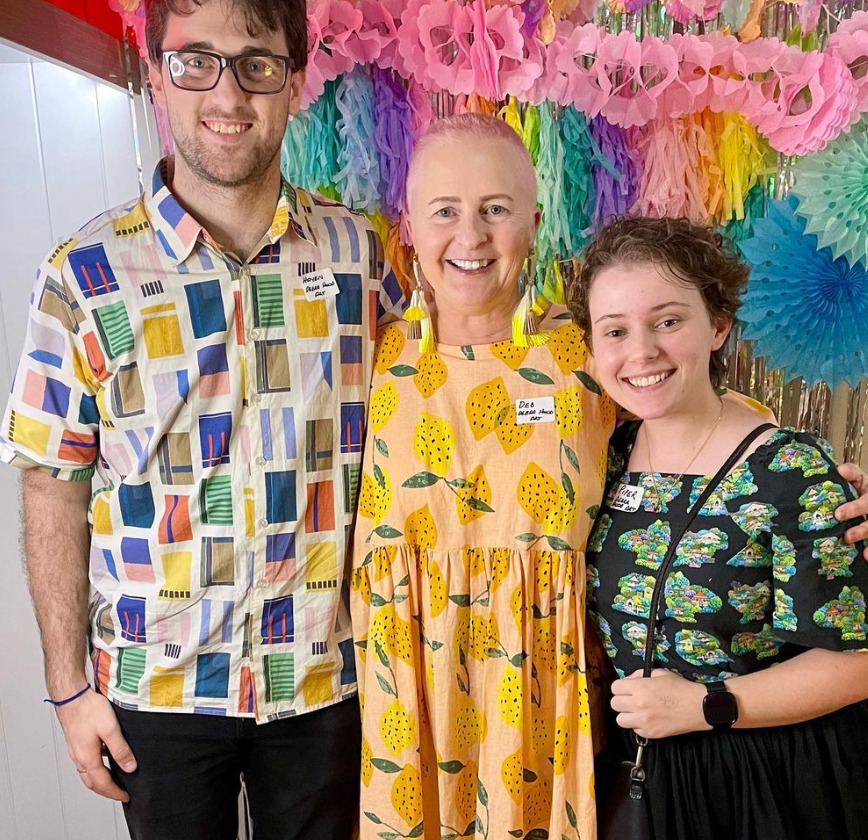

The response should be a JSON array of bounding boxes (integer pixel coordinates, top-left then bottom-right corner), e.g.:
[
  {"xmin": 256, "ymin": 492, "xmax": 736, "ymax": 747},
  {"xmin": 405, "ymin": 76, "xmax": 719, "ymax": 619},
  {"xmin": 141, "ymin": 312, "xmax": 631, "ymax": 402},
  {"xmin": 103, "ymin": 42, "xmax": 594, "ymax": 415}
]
[{"xmin": 433, "ymin": 205, "xmax": 507, "ymax": 218}]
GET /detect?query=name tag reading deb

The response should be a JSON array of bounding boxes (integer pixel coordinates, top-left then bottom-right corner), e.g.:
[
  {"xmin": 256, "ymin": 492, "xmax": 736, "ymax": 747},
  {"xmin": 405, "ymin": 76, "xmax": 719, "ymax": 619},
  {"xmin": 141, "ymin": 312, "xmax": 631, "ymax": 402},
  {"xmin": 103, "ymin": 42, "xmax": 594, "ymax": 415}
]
[
  {"xmin": 302, "ymin": 267, "xmax": 339, "ymax": 301},
  {"xmin": 610, "ymin": 483, "xmax": 644, "ymax": 512},
  {"xmin": 515, "ymin": 396, "xmax": 555, "ymax": 425}
]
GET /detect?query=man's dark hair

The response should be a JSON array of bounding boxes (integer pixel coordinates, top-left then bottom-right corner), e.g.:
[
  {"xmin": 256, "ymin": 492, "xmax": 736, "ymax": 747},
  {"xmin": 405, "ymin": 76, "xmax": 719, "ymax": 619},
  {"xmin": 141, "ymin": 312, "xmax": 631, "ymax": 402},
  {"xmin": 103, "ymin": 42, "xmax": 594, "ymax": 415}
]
[{"xmin": 145, "ymin": 0, "xmax": 308, "ymax": 72}]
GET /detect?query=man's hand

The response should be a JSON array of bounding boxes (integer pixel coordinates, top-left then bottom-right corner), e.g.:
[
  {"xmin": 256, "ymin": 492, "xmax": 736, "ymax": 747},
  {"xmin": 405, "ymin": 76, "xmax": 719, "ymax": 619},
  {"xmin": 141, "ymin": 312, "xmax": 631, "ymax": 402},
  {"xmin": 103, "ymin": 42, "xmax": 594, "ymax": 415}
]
[
  {"xmin": 610, "ymin": 669, "xmax": 709, "ymax": 739},
  {"xmin": 55, "ymin": 690, "xmax": 136, "ymax": 802},
  {"xmin": 836, "ymin": 464, "xmax": 868, "ymax": 558}
]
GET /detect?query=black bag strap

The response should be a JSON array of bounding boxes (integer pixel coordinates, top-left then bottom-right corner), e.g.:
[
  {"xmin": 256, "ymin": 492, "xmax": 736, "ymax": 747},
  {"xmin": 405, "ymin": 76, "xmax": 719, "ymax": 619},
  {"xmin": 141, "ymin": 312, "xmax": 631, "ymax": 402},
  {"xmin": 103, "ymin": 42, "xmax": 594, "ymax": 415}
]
[{"xmin": 640, "ymin": 422, "xmax": 777, "ymax": 676}]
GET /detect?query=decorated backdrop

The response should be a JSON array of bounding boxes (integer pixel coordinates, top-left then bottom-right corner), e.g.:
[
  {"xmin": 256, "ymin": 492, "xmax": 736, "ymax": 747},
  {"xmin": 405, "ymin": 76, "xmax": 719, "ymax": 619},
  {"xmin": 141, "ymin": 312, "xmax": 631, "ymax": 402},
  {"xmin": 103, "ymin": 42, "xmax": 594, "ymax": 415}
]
[{"xmin": 112, "ymin": 0, "xmax": 868, "ymax": 461}]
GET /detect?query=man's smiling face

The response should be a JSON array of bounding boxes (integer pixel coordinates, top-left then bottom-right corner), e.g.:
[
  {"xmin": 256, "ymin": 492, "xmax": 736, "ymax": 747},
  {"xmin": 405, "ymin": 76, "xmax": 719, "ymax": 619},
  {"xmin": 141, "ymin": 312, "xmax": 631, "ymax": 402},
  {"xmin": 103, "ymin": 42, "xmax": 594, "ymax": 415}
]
[{"xmin": 149, "ymin": 0, "xmax": 303, "ymax": 190}]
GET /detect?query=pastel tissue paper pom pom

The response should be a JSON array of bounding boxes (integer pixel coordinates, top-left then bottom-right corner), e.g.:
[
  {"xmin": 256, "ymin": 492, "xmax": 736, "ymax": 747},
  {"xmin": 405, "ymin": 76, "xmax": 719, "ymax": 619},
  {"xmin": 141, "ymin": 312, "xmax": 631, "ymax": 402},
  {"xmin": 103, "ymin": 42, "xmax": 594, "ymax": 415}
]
[
  {"xmin": 827, "ymin": 11, "xmax": 868, "ymax": 117},
  {"xmin": 594, "ymin": 31, "xmax": 679, "ymax": 128}
]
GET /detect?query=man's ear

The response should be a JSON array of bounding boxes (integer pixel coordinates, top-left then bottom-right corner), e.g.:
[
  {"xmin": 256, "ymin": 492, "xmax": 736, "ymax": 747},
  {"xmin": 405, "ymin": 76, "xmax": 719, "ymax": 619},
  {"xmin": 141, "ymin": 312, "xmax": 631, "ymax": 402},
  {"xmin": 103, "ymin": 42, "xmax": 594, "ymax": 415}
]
[
  {"xmin": 148, "ymin": 58, "xmax": 168, "ymax": 111},
  {"xmin": 286, "ymin": 69, "xmax": 305, "ymax": 117}
]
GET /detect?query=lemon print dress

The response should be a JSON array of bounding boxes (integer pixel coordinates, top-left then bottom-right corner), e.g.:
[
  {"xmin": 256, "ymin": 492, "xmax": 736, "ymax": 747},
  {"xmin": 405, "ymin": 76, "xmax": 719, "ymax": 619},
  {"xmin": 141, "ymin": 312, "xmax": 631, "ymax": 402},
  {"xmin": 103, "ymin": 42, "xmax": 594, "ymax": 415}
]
[{"xmin": 351, "ymin": 309, "xmax": 615, "ymax": 840}]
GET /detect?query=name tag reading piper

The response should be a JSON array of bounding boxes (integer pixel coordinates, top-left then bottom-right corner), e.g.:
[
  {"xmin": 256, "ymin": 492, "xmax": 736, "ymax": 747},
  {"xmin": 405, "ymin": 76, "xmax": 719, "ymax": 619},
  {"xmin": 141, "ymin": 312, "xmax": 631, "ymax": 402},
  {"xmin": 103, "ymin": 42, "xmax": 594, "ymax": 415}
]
[
  {"xmin": 515, "ymin": 397, "xmax": 556, "ymax": 425},
  {"xmin": 611, "ymin": 484, "xmax": 644, "ymax": 512},
  {"xmin": 301, "ymin": 268, "xmax": 339, "ymax": 301}
]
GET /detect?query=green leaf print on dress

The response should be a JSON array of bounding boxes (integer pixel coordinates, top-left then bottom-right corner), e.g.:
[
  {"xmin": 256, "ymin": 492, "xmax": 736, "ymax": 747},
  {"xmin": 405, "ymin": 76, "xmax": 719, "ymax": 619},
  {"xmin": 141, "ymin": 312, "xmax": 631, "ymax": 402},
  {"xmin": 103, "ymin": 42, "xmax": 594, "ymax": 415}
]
[
  {"xmin": 768, "ymin": 441, "xmax": 831, "ymax": 477},
  {"xmin": 731, "ymin": 623, "xmax": 784, "ymax": 659},
  {"xmin": 798, "ymin": 482, "xmax": 847, "ymax": 532},
  {"xmin": 664, "ymin": 572, "xmax": 723, "ymax": 623},
  {"xmin": 674, "ymin": 528, "xmax": 729, "ymax": 568},
  {"xmin": 728, "ymin": 580, "xmax": 773, "ymax": 624},
  {"xmin": 690, "ymin": 464, "xmax": 758, "ymax": 515},
  {"xmin": 612, "ymin": 573, "xmax": 656, "ymax": 618},
  {"xmin": 618, "ymin": 520, "xmax": 670, "ymax": 570},
  {"xmin": 812, "ymin": 536, "xmax": 859, "ymax": 580},
  {"xmin": 675, "ymin": 629, "xmax": 732, "ymax": 667},
  {"xmin": 813, "ymin": 586, "xmax": 868, "ymax": 641}
]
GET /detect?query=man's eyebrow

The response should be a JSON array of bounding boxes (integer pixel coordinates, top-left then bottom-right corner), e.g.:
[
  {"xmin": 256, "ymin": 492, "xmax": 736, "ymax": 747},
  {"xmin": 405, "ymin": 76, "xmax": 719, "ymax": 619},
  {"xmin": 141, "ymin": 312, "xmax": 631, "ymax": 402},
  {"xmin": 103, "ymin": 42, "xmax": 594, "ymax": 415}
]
[{"xmin": 173, "ymin": 41, "xmax": 281, "ymax": 56}]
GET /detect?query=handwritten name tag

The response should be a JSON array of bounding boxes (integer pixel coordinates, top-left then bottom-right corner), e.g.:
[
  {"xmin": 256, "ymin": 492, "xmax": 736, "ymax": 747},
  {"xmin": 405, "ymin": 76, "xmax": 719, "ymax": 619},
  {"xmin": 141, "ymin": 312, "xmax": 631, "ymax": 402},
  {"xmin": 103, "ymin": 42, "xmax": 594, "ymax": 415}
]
[
  {"xmin": 515, "ymin": 396, "xmax": 556, "ymax": 425},
  {"xmin": 302, "ymin": 268, "xmax": 339, "ymax": 301},
  {"xmin": 611, "ymin": 483, "xmax": 644, "ymax": 512}
]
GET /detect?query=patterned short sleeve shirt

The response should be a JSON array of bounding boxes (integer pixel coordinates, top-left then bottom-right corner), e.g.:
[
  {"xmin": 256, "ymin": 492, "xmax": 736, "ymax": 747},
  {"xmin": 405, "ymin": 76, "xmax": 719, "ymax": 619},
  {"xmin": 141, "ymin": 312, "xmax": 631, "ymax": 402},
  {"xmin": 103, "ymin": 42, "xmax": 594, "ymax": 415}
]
[{"xmin": 1, "ymin": 160, "xmax": 404, "ymax": 721}]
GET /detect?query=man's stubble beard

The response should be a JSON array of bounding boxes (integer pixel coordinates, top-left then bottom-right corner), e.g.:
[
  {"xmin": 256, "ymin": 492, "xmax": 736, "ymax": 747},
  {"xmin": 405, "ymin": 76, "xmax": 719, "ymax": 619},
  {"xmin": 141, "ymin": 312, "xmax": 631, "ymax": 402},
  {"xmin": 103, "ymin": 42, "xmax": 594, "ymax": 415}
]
[{"xmin": 170, "ymin": 115, "xmax": 283, "ymax": 190}]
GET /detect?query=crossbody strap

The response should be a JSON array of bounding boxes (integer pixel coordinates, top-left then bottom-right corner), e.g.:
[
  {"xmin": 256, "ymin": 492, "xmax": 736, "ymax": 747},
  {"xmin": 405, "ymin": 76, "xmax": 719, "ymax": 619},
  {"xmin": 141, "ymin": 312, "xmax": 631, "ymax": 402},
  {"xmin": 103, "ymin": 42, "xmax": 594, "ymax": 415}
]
[{"xmin": 641, "ymin": 422, "xmax": 777, "ymax": 676}]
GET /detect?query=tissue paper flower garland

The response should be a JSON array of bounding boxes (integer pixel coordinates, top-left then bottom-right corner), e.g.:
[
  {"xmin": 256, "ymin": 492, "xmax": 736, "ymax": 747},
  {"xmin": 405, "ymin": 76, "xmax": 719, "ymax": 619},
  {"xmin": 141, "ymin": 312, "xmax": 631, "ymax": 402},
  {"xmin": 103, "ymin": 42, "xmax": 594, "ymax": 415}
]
[
  {"xmin": 791, "ymin": 117, "xmax": 868, "ymax": 268},
  {"xmin": 737, "ymin": 196, "xmax": 868, "ymax": 388}
]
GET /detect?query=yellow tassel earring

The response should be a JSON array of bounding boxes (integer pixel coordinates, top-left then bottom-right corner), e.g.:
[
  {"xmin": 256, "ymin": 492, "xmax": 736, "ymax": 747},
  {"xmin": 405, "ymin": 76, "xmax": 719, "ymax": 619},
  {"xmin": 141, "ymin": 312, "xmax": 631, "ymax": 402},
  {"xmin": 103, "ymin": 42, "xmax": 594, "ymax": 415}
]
[
  {"xmin": 403, "ymin": 256, "xmax": 435, "ymax": 352},
  {"xmin": 511, "ymin": 252, "xmax": 550, "ymax": 348}
]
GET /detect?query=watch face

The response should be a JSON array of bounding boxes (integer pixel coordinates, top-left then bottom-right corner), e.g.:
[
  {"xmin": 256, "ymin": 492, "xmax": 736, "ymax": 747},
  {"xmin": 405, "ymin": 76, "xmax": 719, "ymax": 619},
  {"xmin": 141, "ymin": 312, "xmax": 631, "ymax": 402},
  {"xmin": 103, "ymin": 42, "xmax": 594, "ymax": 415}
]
[{"xmin": 703, "ymin": 689, "xmax": 738, "ymax": 728}]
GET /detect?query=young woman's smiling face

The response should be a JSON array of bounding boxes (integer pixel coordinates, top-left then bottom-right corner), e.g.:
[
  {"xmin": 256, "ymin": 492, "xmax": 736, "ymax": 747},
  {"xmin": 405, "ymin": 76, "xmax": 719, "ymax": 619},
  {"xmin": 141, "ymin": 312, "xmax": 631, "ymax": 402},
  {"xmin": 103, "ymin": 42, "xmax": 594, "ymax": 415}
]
[{"xmin": 588, "ymin": 261, "xmax": 731, "ymax": 421}]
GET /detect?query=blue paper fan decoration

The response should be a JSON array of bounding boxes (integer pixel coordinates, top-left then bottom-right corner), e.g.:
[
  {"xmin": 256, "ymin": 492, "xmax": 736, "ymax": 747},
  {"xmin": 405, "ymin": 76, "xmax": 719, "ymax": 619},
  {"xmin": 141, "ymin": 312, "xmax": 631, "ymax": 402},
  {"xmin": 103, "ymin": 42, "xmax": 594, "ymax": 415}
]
[{"xmin": 737, "ymin": 196, "xmax": 868, "ymax": 388}]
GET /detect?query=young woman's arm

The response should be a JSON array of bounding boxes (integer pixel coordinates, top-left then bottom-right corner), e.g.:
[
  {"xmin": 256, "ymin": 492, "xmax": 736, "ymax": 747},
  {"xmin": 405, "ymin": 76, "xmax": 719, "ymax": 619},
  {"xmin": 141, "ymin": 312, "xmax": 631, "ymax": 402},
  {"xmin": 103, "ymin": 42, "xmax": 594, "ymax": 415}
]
[{"xmin": 610, "ymin": 649, "xmax": 868, "ymax": 739}]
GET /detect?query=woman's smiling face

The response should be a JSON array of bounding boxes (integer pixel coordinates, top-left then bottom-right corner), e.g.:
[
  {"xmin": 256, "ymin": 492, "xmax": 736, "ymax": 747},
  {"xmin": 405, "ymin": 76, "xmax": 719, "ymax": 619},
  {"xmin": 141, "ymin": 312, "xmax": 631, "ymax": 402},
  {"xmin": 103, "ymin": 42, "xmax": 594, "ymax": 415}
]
[
  {"xmin": 406, "ymin": 135, "xmax": 538, "ymax": 321},
  {"xmin": 588, "ymin": 261, "xmax": 731, "ymax": 421}
]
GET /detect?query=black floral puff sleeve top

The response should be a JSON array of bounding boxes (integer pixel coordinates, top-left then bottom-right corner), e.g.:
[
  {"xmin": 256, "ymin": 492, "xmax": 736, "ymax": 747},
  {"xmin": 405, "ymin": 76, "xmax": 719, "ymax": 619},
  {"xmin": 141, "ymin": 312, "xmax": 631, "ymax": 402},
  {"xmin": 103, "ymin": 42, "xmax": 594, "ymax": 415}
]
[{"xmin": 587, "ymin": 425, "xmax": 868, "ymax": 683}]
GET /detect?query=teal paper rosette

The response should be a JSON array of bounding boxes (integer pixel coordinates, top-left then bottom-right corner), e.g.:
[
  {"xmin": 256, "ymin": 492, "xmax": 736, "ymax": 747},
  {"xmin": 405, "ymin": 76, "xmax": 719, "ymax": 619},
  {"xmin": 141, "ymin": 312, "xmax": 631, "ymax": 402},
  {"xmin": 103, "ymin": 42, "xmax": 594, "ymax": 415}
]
[
  {"xmin": 791, "ymin": 117, "xmax": 868, "ymax": 268},
  {"xmin": 737, "ymin": 196, "xmax": 868, "ymax": 388}
]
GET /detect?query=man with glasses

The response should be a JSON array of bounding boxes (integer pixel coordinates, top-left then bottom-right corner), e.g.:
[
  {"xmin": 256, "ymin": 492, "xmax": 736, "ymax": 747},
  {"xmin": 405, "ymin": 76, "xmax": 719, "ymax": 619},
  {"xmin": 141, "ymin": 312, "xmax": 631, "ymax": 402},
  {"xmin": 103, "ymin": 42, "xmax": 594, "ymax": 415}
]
[{"xmin": 0, "ymin": 0, "xmax": 403, "ymax": 837}]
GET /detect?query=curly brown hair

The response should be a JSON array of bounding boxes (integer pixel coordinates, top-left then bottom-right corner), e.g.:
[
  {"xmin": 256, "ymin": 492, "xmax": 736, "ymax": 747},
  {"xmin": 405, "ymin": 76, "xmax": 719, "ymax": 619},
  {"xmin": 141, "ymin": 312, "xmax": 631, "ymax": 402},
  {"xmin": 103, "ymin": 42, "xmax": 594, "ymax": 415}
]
[
  {"xmin": 145, "ymin": 0, "xmax": 308, "ymax": 71},
  {"xmin": 568, "ymin": 216, "xmax": 749, "ymax": 388}
]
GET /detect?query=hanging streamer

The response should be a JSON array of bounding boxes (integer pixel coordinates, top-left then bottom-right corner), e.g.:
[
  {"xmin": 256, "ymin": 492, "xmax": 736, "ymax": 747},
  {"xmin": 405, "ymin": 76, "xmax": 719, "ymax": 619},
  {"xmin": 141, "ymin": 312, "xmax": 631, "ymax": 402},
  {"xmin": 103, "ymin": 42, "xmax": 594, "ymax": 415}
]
[
  {"xmin": 559, "ymin": 106, "xmax": 599, "ymax": 251},
  {"xmin": 373, "ymin": 68, "xmax": 416, "ymax": 220},
  {"xmin": 334, "ymin": 68, "xmax": 381, "ymax": 210},
  {"xmin": 302, "ymin": 79, "xmax": 343, "ymax": 199},
  {"xmin": 591, "ymin": 116, "xmax": 639, "ymax": 226}
]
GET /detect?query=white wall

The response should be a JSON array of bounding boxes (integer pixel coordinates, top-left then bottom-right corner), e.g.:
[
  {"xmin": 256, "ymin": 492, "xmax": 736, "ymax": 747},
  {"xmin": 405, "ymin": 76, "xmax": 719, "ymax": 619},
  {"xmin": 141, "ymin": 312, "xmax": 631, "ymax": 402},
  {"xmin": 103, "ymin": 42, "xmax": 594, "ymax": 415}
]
[{"xmin": 0, "ymin": 40, "xmax": 144, "ymax": 840}]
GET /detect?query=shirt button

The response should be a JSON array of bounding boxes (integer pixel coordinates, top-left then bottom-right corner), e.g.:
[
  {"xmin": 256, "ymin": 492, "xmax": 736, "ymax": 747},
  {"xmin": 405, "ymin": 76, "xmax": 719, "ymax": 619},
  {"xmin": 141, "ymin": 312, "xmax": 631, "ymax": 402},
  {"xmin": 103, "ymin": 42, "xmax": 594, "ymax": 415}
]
[
  {"xmin": 258, "ymin": 518, "xmax": 268, "ymax": 528},
  {"xmin": 251, "ymin": 393, "xmax": 263, "ymax": 405},
  {"xmin": 248, "ymin": 329, "xmax": 260, "ymax": 341},
  {"xmin": 255, "ymin": 456, "xmax": 266, "ymax": 466}
]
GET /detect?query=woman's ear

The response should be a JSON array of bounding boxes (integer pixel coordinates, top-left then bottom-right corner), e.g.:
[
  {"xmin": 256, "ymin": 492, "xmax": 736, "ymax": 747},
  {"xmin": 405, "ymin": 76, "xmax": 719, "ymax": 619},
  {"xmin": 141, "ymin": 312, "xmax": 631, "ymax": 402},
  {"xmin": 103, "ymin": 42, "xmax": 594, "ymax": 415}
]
[{"xmin": 712, "ymin": 316, "xmax": 733, "ymax": 351}]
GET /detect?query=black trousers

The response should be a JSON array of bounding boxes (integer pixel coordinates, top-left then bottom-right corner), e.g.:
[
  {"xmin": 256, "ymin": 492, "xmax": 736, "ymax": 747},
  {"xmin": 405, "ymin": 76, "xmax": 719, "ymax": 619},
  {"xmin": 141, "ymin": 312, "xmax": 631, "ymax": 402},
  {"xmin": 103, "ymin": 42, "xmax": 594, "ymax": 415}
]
[{"xmin": 109, "ymin": 696, "xmax": 361, "ymax": 840}]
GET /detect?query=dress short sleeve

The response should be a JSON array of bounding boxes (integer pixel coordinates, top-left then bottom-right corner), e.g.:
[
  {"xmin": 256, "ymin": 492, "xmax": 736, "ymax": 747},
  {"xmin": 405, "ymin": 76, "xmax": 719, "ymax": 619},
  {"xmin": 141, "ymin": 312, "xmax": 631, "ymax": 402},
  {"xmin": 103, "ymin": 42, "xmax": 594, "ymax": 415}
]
[{"xmin": 742, "ymin": 431, "xmax": 868, "ymax": 651}]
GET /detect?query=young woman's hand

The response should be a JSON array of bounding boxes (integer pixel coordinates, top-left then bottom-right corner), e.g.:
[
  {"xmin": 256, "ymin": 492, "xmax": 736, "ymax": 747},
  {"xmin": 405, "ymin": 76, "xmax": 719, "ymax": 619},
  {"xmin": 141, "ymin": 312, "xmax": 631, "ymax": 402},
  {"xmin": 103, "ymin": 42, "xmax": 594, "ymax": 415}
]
[{"xmin": 611, "ymin": 669, "xmax": 710, "ymax": 739}]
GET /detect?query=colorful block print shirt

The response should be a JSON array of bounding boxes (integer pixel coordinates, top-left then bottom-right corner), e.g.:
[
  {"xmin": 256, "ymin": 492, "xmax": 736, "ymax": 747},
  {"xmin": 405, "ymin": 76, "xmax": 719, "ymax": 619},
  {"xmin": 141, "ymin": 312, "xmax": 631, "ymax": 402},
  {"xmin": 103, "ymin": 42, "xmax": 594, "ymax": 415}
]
[
  {"xmin": 1, "ymin": 160, "xmax": 404, "ymax": 721},
  {"xmin": 588, "ymin": 425, "xmax": 868, "ymax": 683}
]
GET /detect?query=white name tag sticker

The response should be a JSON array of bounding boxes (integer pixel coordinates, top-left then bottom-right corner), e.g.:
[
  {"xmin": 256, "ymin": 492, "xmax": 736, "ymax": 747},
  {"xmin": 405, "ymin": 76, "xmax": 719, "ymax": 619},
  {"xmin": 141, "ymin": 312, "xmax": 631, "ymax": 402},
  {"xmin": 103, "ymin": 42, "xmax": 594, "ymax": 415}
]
[
  {"xmin": 301, "ymin": 268, "xmax": 339, "ymax": 301},
  {"xmin": 515, "ymin": 396, "xmax": 556, "ymax": 425},
  {"xmin": 611, "ymin": 483, "xmax": 644, "ymax": 512}
]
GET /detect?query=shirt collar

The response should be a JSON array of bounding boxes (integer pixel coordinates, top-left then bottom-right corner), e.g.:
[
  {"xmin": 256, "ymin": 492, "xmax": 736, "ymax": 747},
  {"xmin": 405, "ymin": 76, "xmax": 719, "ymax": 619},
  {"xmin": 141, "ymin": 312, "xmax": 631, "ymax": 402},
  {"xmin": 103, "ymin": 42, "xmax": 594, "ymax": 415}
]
[{"xmin": 144, "ymin": 158, "xmax": 311, "ymax": 266}]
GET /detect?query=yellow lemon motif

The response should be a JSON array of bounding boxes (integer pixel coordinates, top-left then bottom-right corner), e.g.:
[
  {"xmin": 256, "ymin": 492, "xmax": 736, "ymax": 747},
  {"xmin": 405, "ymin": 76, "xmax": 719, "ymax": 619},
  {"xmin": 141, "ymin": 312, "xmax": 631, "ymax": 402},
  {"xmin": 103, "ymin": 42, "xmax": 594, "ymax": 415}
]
[
  {"xmin": 413, "ymin": 411, "xmax": 455, "ymax": 477},
  {"xmin": 374, "ymin": 323, "xmax": 406, "ymax": 373},
  {"xmin": 369, "ymin": 382, "xmax": 399, "ymax": 431},
  {"xmin": 517, "ymin": 463, "xmax": 561, "ymax": 525},
  {"xmin": 413, "ymin": 351, "xmax": 448, "ymax": 397}
]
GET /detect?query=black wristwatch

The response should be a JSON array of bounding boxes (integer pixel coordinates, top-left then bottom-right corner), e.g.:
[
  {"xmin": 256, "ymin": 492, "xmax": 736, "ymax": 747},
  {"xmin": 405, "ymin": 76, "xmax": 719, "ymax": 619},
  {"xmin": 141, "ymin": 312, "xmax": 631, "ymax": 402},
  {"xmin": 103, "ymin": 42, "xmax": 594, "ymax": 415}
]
[{"xmin": 702, "ymin": 681, "xmax": 738, "ymax": 730}]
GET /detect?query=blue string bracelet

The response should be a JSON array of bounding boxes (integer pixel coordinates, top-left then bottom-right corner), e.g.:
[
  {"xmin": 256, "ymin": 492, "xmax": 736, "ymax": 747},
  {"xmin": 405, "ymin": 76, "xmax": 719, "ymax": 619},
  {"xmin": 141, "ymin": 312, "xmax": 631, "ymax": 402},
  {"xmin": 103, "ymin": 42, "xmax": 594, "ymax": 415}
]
[{"xmin": 44, "ymin": 685, "xmax": 91, "ymax": 708}]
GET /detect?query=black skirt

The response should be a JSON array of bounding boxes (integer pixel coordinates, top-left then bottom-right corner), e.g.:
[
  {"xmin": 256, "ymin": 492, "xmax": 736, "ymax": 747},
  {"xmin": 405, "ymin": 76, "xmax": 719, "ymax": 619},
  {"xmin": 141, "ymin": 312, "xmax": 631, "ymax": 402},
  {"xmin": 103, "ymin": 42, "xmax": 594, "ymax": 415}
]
[{"xmin": 607, "ymin": 702, "xmax": 868, "ymax": 840}]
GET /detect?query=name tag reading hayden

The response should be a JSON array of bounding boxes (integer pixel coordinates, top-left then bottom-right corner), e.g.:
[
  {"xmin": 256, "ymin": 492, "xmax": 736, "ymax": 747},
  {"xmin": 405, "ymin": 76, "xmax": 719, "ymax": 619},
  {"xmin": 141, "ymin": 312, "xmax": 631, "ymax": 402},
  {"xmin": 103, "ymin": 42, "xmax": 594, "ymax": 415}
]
[
  {"xmin": 302, "ymin": 268, "xmax": 339, "ymax": 301},
  {"xmin": 515, "ymin": 396, "xmax": 555, "ymax": 425}
]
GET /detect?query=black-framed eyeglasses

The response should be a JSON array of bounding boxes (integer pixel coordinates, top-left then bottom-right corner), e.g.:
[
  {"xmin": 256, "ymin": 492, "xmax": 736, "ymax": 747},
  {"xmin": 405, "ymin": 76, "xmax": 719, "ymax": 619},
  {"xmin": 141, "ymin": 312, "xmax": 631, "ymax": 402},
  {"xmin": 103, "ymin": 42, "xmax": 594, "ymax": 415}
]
[{"xmin": 163, "ymin": 49, "xmax": 293, "ymax": 94}]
